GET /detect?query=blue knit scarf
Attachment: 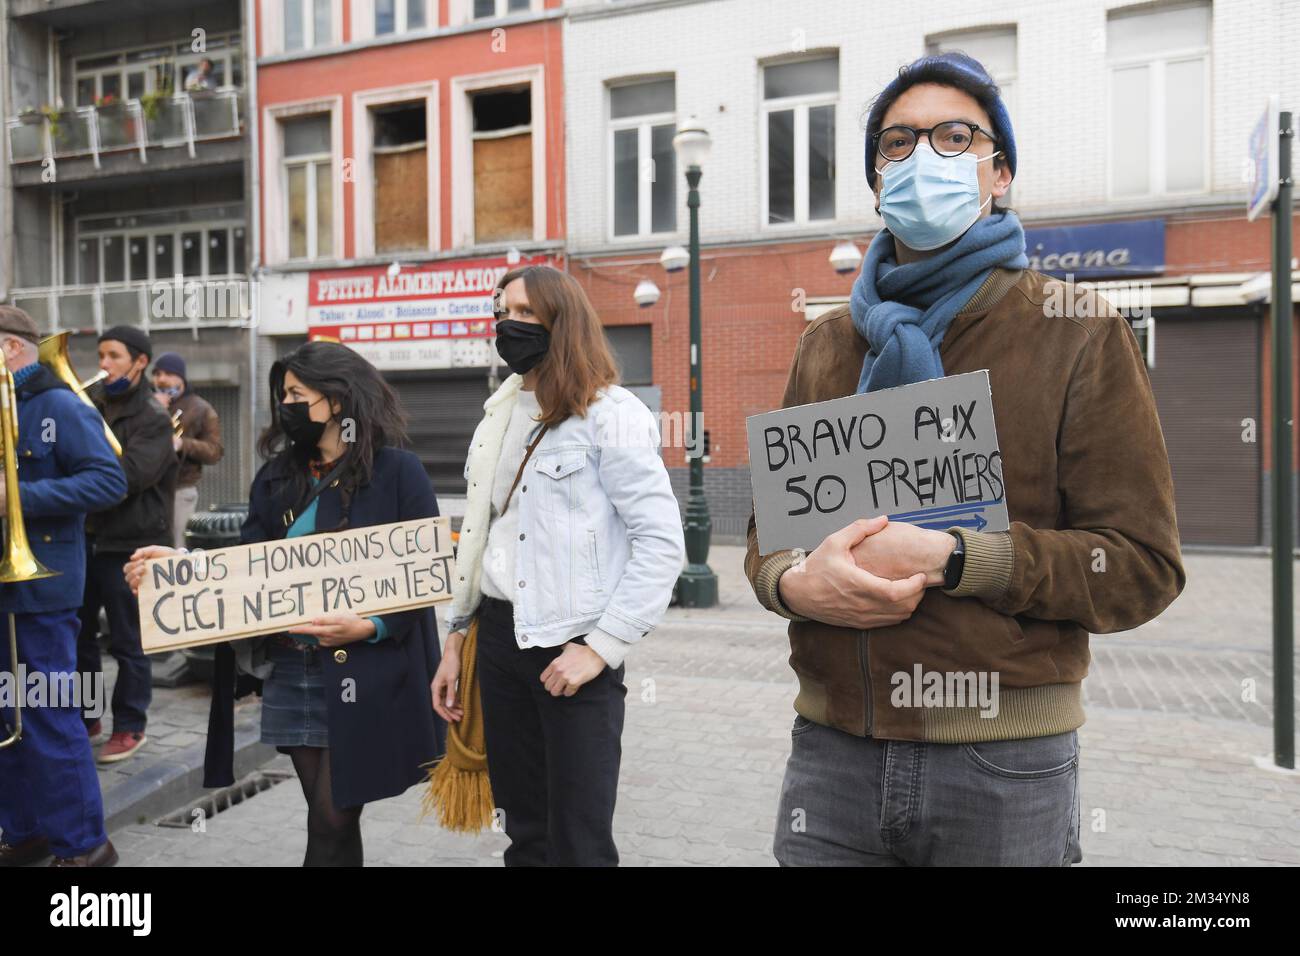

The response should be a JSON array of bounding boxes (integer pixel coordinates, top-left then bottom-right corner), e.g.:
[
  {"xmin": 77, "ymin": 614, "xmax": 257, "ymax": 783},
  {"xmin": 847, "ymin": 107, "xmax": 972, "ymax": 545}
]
[{"xmin": 849, "ymin": 210, "xmax": 1028, "ymax": 393}]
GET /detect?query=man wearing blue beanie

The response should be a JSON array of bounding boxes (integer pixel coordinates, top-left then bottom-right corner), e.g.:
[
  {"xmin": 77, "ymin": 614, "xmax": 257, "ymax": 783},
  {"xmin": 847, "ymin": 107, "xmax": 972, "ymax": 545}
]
[
  {"xmin": 745, "ymin": 52, "xmax": 1185, "ymax": 865},
  {"xmin": 151, "ymin": 352, "xmax": 224, "ymax": 549}
]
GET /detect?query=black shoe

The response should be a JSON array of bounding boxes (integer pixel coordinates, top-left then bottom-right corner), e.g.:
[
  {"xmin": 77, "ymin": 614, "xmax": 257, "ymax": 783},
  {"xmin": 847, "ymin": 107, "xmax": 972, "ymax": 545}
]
[
  {"xmin": 0, "ymin": 836, "xmax": 51, "ymax": 867},
  {"xmin": 50, "ymin": 840, "xmax": 118, "ymax": 868}
]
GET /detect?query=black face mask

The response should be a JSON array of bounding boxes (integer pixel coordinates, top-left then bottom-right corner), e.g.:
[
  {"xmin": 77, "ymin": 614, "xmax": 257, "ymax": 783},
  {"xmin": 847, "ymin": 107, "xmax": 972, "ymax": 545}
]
[
  {"xmin": 494, "ymin": 319, "xmax": 550, "ymax": 376},
  {"xmin": 280, "ymin": 397, "xmax": 327, "ymax": 447}
]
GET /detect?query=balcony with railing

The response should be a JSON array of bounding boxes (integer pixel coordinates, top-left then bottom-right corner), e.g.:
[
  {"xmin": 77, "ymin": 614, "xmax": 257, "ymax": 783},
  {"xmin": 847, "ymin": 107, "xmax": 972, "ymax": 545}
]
[
  {"xmin": 8, "ymin": 276, "xmax": 254, "ymax": 336},
  {"xmin": 6, "ymin": 90, "xmax": 244, "ymax": 183}
]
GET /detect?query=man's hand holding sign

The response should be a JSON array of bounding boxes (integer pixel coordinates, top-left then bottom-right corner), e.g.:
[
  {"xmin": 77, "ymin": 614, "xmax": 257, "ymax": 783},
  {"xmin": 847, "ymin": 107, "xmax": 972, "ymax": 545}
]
[
  {"xmin": 776, "ymin": 516, "xmax": 933, "ymax": 630},
  {"xmin": 747, "ymin": 369, "xmax": 1007, "ymax": 627}
]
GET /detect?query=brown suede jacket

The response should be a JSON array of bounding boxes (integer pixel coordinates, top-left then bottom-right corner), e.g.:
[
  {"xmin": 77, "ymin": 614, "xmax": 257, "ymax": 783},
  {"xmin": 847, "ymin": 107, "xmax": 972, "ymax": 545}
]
[
  {"xmin": 744, "ymin": 268, "xmax": 1186, "ymax": 742},
  {"xmin": 172, "ymin": 390, "xmax": 224, "ymax": 489}
]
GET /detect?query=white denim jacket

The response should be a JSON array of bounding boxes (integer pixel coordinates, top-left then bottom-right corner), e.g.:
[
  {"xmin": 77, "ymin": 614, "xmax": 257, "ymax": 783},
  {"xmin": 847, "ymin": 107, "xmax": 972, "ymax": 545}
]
[{"xmin": 446, "ymin": 373, "xmax": 685, "ymax": 667}]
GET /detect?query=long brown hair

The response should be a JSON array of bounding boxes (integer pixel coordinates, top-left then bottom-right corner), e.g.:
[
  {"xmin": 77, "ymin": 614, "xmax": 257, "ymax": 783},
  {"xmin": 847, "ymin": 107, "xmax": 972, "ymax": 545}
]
[{"xmin": 496, "ymin": 265, "xmax": 618, "ymax": 427}]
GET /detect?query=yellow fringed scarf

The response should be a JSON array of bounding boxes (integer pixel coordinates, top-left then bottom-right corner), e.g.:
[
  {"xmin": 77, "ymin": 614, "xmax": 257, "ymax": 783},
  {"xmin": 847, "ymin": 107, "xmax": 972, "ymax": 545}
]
[{"xmin": 420, "ymin": 617, "xmax": 494, "ymax": 831}]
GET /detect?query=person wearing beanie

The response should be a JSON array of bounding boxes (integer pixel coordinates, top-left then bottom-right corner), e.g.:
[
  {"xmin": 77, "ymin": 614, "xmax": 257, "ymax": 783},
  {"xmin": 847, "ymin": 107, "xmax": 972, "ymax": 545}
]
[
  {"xmin": 151, "ymin": 352, "xmax": 224, "ymax": 549},
  {"xmin": 745, "ymin": 52, "xmax": 1183, "ymax": 866},
  {"xmin": 0, "ymin": 307, "xmax": 126, "ymax": 867},
  {"xmin": 76, "ymin": 326, "xmax": 178, "ymax": 764}
]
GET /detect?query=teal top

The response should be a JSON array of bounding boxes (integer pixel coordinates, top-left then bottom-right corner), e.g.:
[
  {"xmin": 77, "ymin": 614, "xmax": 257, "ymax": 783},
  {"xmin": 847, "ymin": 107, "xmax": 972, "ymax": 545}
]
[{"xmin": 285, "ymin": 475, "xmax": 388, "ymax": 645}]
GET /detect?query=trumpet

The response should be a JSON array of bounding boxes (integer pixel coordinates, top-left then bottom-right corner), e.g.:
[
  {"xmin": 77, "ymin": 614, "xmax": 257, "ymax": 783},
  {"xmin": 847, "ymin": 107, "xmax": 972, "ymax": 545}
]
[
  {"xmin": 0, "ymin": 367, "xmax": 59, "ymax": 749},
  {"xmin": 36, "ymin": 332, "xmax": 122, "ymax": 457}
]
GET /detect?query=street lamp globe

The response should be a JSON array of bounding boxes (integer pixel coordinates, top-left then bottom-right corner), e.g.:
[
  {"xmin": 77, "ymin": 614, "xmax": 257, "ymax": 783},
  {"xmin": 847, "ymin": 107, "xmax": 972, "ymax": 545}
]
[
  {"xmin": 672, "ymin": 116, "xmax": 711, "ymax": 171},
  {"xmin": 659, "ymin": 245, "xmax": 690, "ymax": 273},
  {"xmin": 634, "ymin": 279, "xmax": 661, "ymax": 308},
  {"xmin": 829, "ymin": 240, "xmax": 862, "ymax": 274}
]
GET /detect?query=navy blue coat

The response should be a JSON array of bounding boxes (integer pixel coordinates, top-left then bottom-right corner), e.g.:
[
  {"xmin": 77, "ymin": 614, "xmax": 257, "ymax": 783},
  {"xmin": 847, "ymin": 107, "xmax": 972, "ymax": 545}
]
[
  {"xmin": 205, "ymin": 446, "xmax": 446, "ymax": 809},
  {"xmin": 0, "ymin": 365, "xmax": 126, "ymax": 614}
]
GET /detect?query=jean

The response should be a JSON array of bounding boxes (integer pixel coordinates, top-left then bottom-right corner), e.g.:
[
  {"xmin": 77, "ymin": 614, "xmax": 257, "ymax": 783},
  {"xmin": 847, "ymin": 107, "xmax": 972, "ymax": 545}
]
[
  {"xmin": 0, "ymin": 610, "xmax": 108, "ymax": 857},
  {"xmin": 77, "ymin": 550, "xmax": 151, "ymax": 733},
  {"xmin": 173, "ymin": 485, "xmax": 200, "ymax": 550},
  {"xmin": 475, "ymin": 596, "xmax": 626, "ymax": 866},
  {"xmin": 774, "ymin": 716, "xmax": 1083, "ymax": 866}
]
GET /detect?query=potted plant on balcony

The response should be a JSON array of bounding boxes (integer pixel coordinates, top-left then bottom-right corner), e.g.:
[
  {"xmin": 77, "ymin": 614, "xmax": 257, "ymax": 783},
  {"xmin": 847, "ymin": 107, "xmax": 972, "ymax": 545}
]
[
  {"xmin": 140, "ymin": 76, "xmax": 179, "ymax": 143},
  {"xmin": 94, "ymin": 93, "xmax": 136, "ymax": 149},
  {"xmin": 39, "ymin": 103, "xmax": 67, "ymax": 145}
]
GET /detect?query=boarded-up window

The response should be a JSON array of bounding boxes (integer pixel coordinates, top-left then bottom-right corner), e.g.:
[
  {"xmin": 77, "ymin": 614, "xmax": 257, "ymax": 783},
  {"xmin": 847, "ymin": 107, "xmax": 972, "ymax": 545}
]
[
  {"xmin": 471, "ymin": 87, "xmax": 532, "ymax": 243},
  {"xmin": 373, "ymin": 102, "xmax": 428, "ymax": 252}
]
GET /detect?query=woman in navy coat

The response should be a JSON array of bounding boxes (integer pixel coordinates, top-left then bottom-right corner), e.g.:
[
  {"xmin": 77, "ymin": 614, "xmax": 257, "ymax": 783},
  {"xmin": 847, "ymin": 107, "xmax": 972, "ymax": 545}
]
[{"xmin": 126, "ymin": 341, "xmax": 444, "ymax": 865}]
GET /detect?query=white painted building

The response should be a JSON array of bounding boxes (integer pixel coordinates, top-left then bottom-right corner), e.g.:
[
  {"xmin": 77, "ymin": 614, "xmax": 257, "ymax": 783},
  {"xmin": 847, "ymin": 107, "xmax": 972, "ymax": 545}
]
[
  {"xmin": 563, "ymin": 0, "xmax": 1298, "ymax": 252},
  {"xmin": 563, "ymin": 0, "xmax": 1300, "ymax": 548}
]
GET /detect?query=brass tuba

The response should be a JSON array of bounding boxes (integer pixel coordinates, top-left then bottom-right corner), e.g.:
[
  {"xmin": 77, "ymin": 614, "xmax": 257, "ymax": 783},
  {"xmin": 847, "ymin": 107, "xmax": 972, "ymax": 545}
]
[
  {"xmin": 0, "ymin": 367, "xmax": 59, "ymax": 749},
  {"xmin": 37, "ymin": 331, "xmax": 122, "ymax": 457}
]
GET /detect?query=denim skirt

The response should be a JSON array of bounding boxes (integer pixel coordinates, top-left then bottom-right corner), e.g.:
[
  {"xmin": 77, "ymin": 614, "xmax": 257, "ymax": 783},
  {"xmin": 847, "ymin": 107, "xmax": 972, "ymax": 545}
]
[{"xmin": 260, "ymin": 640, "xmax": 330, "ymax": 748}]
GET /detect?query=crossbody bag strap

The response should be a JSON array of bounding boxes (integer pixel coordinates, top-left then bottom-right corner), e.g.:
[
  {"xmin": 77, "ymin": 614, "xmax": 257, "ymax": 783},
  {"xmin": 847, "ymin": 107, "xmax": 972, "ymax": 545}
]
[
  {"xmin": 499, "ymin": 423, "xmax": 549, "ymax": 519},
  {"xmin": 281, "ymin": 457, "xmax": 350, "ymax": 529}
]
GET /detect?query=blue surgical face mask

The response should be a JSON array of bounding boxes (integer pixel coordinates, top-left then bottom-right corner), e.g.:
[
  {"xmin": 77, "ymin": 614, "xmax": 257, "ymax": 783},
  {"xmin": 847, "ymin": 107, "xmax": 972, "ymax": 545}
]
[
  {"xmin": 104, "ymin": 374, "xmax": 133, "ymax": 395},
  {"xmin": 875, "ymin": 143, "xmax": 1000, "ymax": 252}
]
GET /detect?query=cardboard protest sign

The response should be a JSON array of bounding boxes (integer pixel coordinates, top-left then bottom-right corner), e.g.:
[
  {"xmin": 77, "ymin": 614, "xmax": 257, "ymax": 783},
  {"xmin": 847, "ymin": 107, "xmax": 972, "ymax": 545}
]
[
  {"xmin": 138, "ymin": 517, "xmax": 455, "ymax": 653},
  {"xmin": 746, "ymin": 370, "xmax": 1009, "ymax": 555}
]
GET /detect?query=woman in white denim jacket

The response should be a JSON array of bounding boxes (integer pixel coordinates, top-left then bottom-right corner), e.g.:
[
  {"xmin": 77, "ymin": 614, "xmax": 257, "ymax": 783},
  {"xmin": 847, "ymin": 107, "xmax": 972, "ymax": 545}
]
[{"xmin": 432, "ymin": 265, "xmax": 684, "ymax": 866}]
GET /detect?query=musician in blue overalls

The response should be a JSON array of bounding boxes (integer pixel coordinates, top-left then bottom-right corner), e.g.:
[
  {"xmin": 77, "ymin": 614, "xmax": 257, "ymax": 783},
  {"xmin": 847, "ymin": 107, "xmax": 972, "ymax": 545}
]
[{"xmin": 0, "ymin": 307, "xmax": 127, "ymax": 867}]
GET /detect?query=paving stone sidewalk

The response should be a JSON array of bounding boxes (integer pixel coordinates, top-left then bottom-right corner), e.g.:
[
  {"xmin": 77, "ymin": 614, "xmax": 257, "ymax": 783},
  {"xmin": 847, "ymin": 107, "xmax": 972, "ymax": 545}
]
[{"xmin": 97, "ymin": 546, "xmax": 1300, "ymax": 866}]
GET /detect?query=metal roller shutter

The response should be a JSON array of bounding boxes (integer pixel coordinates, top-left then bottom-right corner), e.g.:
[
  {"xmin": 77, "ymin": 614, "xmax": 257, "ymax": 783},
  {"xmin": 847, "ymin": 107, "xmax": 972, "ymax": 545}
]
[
  {"xmin": 1146, "ymin": 311, "xmax": 1262, "ymax": 547},
  {"xmin": 191, "ymin": 385, "xmax": 245, "ymax": 510},
  {"xmin": 385, "ymin": 370, "xmax": 492, "ymax": 498}
]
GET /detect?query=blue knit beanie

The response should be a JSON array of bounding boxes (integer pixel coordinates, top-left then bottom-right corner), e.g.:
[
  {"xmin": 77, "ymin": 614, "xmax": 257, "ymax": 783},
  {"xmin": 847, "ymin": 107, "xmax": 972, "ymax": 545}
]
[
  {"xmin": 864, "ymin": 51, "xmax": 1016, "ymax": 189},
  {"xmin": 153, "ymin": 351, "xmax": 187, "ymax": 385}
]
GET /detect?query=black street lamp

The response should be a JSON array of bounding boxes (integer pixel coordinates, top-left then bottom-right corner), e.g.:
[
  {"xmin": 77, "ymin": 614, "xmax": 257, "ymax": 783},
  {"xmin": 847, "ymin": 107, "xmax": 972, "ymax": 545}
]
[{"xmin": 671, "ymin": 116, "xmax": 717, "ymax": 608}]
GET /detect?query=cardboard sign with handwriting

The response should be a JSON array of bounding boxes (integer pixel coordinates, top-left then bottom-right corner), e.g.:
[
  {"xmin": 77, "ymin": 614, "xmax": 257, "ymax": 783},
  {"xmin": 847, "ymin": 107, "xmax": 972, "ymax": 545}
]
[
  {"xmin": 138, "ymin": 517, "xmax": 455, "ymax": 653},
  {"xmin": 746, "ymin": 370, "xmax": 1009, "ymax": 555}
]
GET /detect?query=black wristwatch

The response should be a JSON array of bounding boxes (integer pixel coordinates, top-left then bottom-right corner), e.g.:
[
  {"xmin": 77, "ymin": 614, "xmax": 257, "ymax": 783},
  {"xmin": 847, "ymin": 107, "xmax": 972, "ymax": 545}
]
[{"xmin": 942, "ymin": 530, "xmax": 966, "ymax": 590}]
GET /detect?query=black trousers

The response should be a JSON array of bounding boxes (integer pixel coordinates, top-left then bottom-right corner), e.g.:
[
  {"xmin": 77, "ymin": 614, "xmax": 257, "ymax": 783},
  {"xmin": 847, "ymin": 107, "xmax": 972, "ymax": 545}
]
[
  {"xmin": 77, "ymin": 549, "xmax": 151, "ymax": 733},
  {"xmin": 475, "ymin": 596, "xmax": 626, "ymax": 867}
]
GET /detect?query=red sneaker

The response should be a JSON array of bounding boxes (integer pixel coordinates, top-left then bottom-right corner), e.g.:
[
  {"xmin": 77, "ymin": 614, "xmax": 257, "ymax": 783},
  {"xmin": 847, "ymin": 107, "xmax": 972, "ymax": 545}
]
[
  {"xmin": 96, "ymin": 732, "xmax": 146, "ymax": 763},
  {"xmin": 84, "ymin": 719, "xmax": 102, "ymax": 740}
]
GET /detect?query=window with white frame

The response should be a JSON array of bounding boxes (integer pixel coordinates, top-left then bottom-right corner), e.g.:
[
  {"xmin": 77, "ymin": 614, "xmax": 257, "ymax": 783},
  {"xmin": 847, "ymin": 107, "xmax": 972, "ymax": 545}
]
[
  {"xmin": 284, "ymin": 0, "xmax": 334, "ymax": 51},
  {"xmin": 762, "ymin": 55, "xmax": 838, "ymax": 227},
  {"xmin": 372, "ymin": 102, "xmax": 430, "ymax": 251},
  {"xmin": 175, "ymin": 35, "xmax": 244, "ymax": 91},
  {"xmin": 1107, "ymin": 1, "xmax": 1211, "ymax": 198},
  {"xmin": 77, "ymin": 208, "xmax": 246, "ymax": 284},
  {"xmin": 74, "ymin": 36, "xmax": 244, "ymax": 107},
  {"xmin": 926, "ymin": 27, "xmax": 1017, "ymax": 125},
  {"xmin": 470, "ymin": 86, "xmax": 534, "ymax": 243},
  {"xmin": 472, "ymin": 0, "xmax": 532, "ymax": 19},
  {"xmin": 609, "ymin": 79, "xmax": 676, "ymax": 239},
  {"xmin": 376, "ymin": 0, "xmax": 427, "ymax": 34},
  {"xmin": 926, "ymin": 27, "xmax": 1017, "ymax": 201},
  {"xmin": 282, "ymin": 115, "xmax": 334, "ymax": 259}
]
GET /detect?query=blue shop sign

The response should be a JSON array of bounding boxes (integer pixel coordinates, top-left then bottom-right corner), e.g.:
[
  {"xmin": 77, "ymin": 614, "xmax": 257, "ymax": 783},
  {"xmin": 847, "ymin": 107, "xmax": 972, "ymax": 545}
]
[{"xmin": 1023, "ymin": 219, "xmax": 1165, "ymax": 278}]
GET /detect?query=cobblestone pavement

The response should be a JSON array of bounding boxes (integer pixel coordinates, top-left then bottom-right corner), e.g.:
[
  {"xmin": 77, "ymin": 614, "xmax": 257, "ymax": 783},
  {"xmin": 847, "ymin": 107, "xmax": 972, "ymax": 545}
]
[{"xmin": 98, "ymin": 547, "xmax": 1300, "ymax": 866}]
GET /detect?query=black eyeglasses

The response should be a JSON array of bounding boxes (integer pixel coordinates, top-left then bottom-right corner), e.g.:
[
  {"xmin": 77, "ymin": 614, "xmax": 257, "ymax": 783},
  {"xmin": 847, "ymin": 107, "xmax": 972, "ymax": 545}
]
[{"xmin": 872, "ymin": 121, "xmax": 998, "ymax": 164}]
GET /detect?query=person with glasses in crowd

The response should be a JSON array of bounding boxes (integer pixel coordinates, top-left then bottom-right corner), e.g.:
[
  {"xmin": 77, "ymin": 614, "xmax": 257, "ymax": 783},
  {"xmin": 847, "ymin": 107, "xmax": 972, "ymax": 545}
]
[{"xmin": 744, "ymin": 52, "xmax": 1184, "ymax": 866}]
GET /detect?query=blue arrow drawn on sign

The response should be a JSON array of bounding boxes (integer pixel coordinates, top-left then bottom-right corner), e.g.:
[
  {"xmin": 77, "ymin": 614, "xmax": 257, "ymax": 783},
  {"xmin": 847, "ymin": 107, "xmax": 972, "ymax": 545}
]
[
  {"xmin": 916, "ymin": 513, "xmax": 988, "ymax": 531},
  {"xmin": 888, "ymin": 499, "xmax": 1003, "ymax": 524}
]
